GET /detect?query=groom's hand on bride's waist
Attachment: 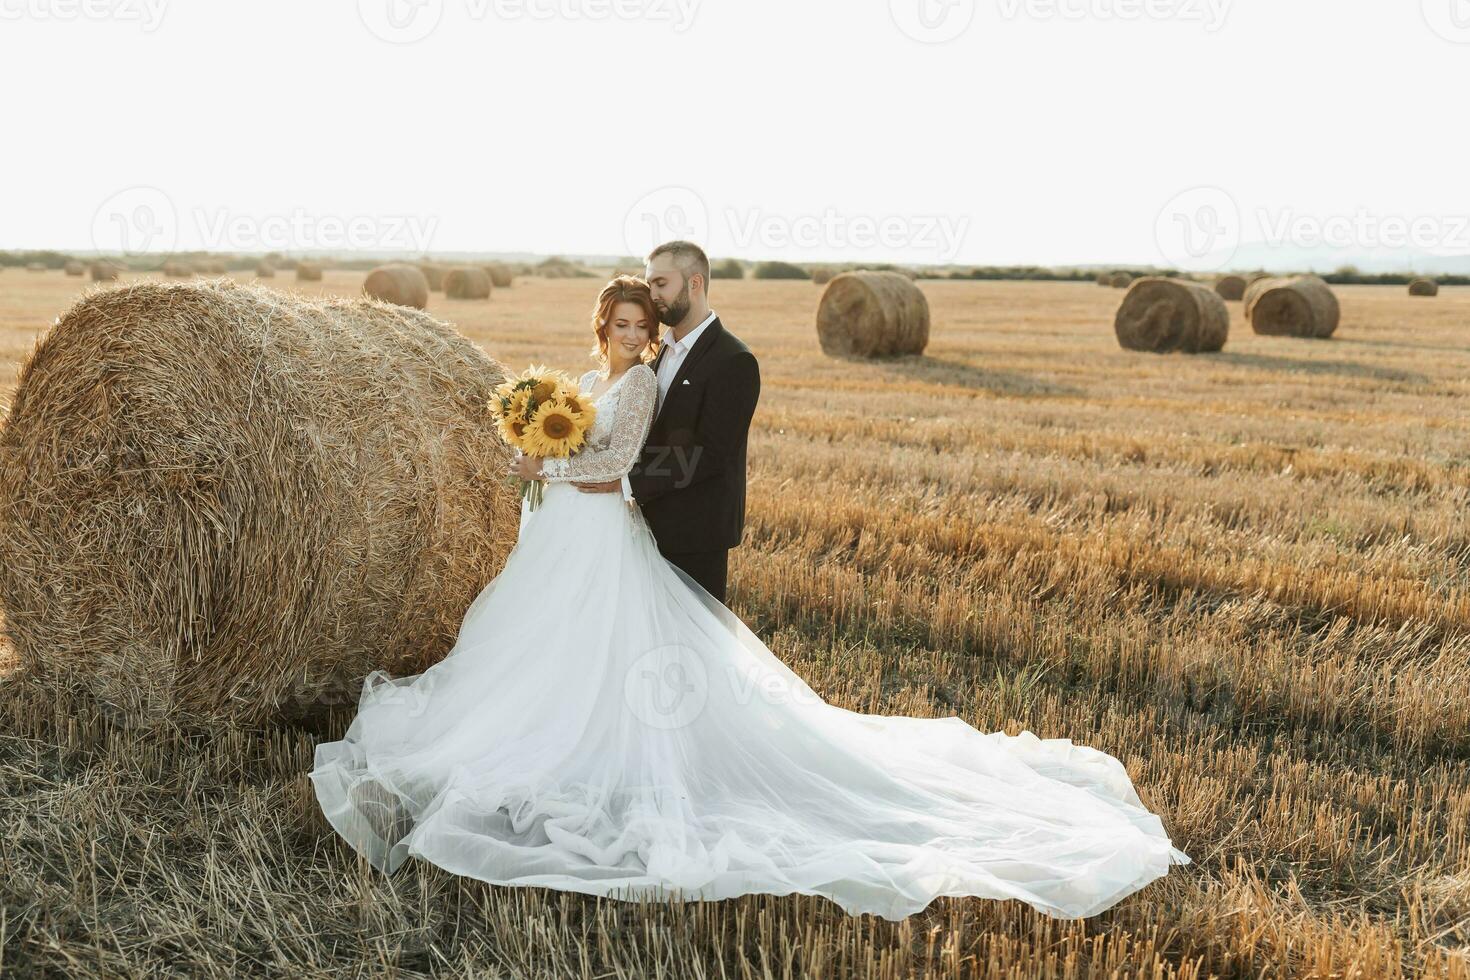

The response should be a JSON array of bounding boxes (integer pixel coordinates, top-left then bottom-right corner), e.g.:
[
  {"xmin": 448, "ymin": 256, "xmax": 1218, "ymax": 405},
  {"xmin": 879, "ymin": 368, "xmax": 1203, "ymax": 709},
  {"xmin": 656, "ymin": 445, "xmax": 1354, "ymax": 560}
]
[{"xmin": 571, "ymin": 479, "xmax": 621, "ymax": 493}]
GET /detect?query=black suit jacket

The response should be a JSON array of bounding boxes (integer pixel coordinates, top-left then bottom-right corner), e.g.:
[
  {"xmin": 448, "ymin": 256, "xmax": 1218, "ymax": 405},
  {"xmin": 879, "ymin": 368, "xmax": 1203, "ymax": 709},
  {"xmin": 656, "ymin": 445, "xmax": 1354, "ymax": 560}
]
[{"xmin": 627, "ymin": 316, "xmax": 760, "ymax": 554}]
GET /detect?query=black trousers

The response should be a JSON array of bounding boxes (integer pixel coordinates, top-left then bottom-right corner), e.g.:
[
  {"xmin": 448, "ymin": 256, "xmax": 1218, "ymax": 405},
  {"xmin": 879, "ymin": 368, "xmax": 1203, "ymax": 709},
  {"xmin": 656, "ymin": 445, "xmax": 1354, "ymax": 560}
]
[{"xmin": 659, "ymin": 544, "xmax": 729, "ymax": 604}]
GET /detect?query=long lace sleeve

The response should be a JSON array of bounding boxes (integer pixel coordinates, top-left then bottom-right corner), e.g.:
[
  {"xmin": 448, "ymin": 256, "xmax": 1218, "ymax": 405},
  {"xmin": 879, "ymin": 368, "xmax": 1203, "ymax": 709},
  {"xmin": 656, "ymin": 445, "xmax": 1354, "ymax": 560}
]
[{"xmin": 540, "ymin": 365, "xmax": 657, "ymax": 490}]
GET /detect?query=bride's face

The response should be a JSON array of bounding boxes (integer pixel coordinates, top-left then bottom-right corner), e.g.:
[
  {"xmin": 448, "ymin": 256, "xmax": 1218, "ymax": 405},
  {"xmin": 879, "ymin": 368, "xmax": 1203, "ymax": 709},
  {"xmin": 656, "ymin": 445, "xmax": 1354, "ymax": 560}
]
[{"xmin": 606, "ymin": 301, "xmax": 653, "ymax": 369}]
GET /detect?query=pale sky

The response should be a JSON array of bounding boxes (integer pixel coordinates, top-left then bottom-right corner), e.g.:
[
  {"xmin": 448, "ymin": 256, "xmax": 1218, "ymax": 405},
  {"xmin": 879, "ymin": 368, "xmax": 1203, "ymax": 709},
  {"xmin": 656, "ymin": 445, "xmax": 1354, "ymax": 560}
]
[{"xmin": 2, "ymin": 0, "xmax": 1465, "ymax": 271}]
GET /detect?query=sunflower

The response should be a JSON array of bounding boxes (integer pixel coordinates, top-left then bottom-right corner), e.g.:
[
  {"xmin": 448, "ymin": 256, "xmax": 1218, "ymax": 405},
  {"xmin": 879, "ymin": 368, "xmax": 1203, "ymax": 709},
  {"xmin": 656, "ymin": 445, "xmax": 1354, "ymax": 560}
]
[{"xmin": 521, "ymin": 398, "xmax": 587, "ymax": 459}]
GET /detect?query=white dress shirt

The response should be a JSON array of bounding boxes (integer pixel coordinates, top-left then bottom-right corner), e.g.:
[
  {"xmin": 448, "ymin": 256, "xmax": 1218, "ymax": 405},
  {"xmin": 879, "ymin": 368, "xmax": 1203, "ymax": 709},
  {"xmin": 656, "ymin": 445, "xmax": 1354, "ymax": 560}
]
[
  {"xmin": 655, "ymin": 309, "xmax": 717, "ymax": 409},
  {"xmin": 619, "ymin": 309, "xmax": 717, "ymax": 503}
]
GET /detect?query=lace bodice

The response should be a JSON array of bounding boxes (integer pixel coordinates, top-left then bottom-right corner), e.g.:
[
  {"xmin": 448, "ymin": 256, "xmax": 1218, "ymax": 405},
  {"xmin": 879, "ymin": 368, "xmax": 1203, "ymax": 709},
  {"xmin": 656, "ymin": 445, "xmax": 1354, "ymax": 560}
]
[{"xmin": 539, "ymin": 363, "xmax": 657, "ymax": 489}]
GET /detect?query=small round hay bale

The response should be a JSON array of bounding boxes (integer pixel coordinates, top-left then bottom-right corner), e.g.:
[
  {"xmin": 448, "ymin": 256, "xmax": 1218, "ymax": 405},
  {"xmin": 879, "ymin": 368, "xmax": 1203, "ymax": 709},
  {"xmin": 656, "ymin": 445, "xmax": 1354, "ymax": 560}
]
[
  {"xmin": 296, "ymin": 262, "xmax": 324, "ymax": 282},
  {"xmin": 418, "ymin": 263, "xmax": 447, "ymax": 291},
  {"xmin": 483, "ymin": 264, "xmax": 514, "ymax": 289},
  {"xmin": 255, "ymin": 262, "xmax": 276, "ymax": 278},
  {"xmin": 1113, "ymin": 277, "xmax": 1230, "ymax": 354},
  {"xmin": 1246, "ymin": 275, "xmax": 1340, "ymax": 338},
  {"xmin": 444, "ymin": 267, "xmax": 492, "ymax": 300},
  {"xmin": 1095, "ymin": 273, "xmax": 1111, "ymax": 286},
  {"xmin": 815, "ymin": 271, "xmax": 929, "ymax": 358},
  {"xmin": 1214, "ymin": 275, "xmax": 1247, "ymax": 301},
  {"xmin": 1110, "ymin": 272, "xmax": 1133, "ymax": 288},
  {"xmin": 90, "ymin": 261, "xmax": 121, "ymax": 282},
  {"xmin": 363, "ymin": 264, "xmax": 430, "ymax": 309},
  {"xmin": 0, "ymin": 279, "xmax": 518, "ymax": 728},
  {"xmin": 64, "ymin": 261, "xmax": 86, "ymax": 277},
  {"xmin": 811, "ymin": 267, "xmax": 835, "ymax": 285},
  {"xmin": 1408, "ymin": 277, "xmax": 1439, "ymax": 297}
]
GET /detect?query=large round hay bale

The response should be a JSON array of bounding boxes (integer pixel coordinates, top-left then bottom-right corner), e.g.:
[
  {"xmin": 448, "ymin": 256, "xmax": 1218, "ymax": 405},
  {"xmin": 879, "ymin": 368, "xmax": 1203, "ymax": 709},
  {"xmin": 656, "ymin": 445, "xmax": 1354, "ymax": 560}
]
[
  {"xmin": 1408, "ymin": 278, "xmax": 1439, "ymax": 297},
  {"xmin": 0, "ymin": 279, "xmax": 519, "ymax": 729},
  {"xmin": 417, "ymin": 263, "xmax": 447, "ymax": 291},
  {"xmin": 1110, "ymin": 272, "xmax": 1133, "ymax": 288},
  {"xmin": 255, "ymin": 261, "xmax": 276, "ymax": 278},
  {"xmin": 1246, "ymin": 275, "xmax": 1340, "ymax": 338},
  {"xmin": 444, "ymin": 266, "xmax": 492, "ymax": 300},
  {"xmin": 363, "ymin": 264, "xmax": 430, "ymax": 309},
  {"xmin": 1113, "ymin": 277, "xmax": 1230, "ymax": 354},
  {"xmin": 90, "ymin": 261, "xmax": 121, "ymax": 282},
  {"xmin": 1214, "ymin": 275, "xmax": 1247, "ymax": 301},
  {"xmin": 296, "ymin": 262, "xmax": 324, "ymax": 282},
  {"xmin": 815, "ymin": 271, "xmax": 929, "ymax": 358},
  {"xmin": 64, "ymin": 260, "xmax": 86, "ymax": 277},
  {"xmin": 163, "ymin": 261, "xmax": 194, "ymax": 278},
  {"xmin": 483, "ymin": 264, "xmax": 514, "ymax": 289}
]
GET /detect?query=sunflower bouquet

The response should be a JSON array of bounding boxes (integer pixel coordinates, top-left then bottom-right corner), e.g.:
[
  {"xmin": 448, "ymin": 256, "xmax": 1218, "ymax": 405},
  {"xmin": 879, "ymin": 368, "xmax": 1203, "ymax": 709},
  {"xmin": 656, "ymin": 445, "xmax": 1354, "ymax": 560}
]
[{"xmin": 489, "ymin": 364, "xmax": 598, "ymax": 510}]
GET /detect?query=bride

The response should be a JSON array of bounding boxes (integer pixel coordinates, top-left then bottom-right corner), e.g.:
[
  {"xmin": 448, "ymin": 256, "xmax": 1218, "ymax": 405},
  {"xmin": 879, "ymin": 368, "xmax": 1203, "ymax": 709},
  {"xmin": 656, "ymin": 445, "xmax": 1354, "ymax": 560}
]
[{"xmin": 309, "ymin": 276, "xmax": 1190, "ymax": 922}]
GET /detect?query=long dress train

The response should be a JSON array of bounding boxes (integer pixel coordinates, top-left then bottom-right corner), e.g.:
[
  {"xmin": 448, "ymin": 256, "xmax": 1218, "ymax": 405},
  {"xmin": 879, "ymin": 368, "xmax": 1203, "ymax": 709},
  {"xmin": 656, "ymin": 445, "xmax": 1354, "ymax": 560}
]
[{"xmin": 309, "ymin": 362, "xmax": 1190, "ymax": 920}]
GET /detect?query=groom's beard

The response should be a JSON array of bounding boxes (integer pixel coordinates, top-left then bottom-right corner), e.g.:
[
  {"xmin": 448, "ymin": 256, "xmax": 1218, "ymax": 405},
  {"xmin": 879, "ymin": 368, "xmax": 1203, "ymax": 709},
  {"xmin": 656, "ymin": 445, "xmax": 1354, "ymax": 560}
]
[{"xmin": 656, "ymin": 285, "xmax": 691, "ymax": 327}]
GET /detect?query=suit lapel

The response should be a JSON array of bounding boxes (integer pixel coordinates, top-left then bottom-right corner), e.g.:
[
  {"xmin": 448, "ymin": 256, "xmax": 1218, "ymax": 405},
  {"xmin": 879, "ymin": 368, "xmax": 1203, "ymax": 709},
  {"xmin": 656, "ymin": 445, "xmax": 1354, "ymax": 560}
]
[{"xmin": 668, "ymin": 317, "xmax": 722, "ymax": 391}]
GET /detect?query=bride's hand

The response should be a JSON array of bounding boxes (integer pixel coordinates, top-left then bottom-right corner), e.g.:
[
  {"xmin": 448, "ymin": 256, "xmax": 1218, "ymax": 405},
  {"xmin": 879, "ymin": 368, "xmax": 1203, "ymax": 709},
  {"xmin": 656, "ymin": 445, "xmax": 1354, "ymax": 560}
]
[{"xmin": 507, "ymin": 454, "xmax": 545, "ymax": 481}]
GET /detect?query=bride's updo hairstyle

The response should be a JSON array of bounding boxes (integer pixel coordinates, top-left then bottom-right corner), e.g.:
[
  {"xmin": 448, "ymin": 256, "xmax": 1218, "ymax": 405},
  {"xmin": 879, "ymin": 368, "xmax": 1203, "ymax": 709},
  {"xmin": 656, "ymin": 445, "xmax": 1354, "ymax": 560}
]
[{"xmin": 590, "ymin": 275, "xmax": 659, "ymax": 367}]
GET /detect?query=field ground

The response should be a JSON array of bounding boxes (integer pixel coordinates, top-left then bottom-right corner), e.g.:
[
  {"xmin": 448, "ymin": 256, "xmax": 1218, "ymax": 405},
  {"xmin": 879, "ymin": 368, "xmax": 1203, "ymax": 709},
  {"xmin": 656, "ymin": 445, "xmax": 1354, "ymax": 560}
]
[{"xmin": 1, "ymin": 269, "xmax": 1468, "ymax": 977}]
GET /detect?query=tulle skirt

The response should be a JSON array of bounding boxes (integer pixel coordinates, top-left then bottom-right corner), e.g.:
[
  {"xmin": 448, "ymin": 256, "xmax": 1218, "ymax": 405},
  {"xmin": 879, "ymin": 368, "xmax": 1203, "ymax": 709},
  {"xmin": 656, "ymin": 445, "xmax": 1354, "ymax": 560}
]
[{"xmin": 309, "ymin": 480, "xmax": 1189, "ymax": 921}]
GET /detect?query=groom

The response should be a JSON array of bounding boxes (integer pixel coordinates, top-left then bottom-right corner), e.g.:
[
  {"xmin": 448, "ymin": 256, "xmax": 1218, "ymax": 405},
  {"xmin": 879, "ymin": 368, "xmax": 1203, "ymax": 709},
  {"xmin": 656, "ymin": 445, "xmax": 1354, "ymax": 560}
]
[{"xmin": 572, "ymin": 240, "xmax": 760, "ymax": 604}]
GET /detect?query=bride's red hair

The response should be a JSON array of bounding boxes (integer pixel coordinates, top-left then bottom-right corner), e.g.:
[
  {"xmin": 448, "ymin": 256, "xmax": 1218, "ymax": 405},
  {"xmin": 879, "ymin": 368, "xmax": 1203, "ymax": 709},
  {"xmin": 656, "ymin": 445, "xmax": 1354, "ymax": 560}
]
[{"xmin": 590, "ymin": 275, "xmax": 659, "ymax": 367}]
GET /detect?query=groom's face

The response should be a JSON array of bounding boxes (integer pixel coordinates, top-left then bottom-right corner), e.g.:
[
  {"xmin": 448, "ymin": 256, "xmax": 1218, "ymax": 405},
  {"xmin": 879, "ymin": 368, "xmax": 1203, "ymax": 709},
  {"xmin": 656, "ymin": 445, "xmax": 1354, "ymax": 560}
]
[{"xmin": 646, "ymin": 256, "xmax": 691, "ymax": 327}]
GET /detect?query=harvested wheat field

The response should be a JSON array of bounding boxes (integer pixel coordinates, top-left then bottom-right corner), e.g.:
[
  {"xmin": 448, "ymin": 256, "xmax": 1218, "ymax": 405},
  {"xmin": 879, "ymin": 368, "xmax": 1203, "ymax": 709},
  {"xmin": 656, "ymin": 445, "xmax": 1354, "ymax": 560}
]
[{"xmin": 1, "ymin": 268, "xmax": 1469, "ymax": 978}]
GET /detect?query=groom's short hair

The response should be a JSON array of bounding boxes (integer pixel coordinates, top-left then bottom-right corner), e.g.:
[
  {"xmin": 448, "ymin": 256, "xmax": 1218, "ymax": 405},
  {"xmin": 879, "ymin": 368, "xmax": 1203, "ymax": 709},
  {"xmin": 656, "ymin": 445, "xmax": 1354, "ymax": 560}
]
[{"xmin": 647, "ymin": 240, "xmax": 710, "ymax": 294}]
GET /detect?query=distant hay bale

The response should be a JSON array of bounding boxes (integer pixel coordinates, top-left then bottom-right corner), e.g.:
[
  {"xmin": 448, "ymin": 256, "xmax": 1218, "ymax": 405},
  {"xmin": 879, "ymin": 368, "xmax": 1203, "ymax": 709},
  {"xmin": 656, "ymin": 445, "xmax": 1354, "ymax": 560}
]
[
  {"xmin": 1214, "ymin": 275, "xmax": 1247, "ymax": 301},
  {"xmin": 296, "ymin": 262, "xmax": 323, "ymax": 282},
  {"xmin": 163, "ymin": 261, "xmax": 194, "ymax": 278},
  {"xmin": 483, "ymin": 264, "xmax": 514, "ymax": 289},
  {"xmin": 255, "ymin": 262, "xmax": 276, "ymax": 278},
  {"xmin": 64, "ymin": 261, "xmax": 86, "ymax": 277},
  {"xmin": 1246, "ymin": 275, "xmax": 1340, "ymax": 338},
  {"xmin": 1096, "ymin": 273, "xmax": 1111, "ymax": 286},
  {"xmin": 444, "ymin": 267, "xmax": 492, "ymax": 300},
  {"xmin": 1408, "ymin": 278, "xmax": 1439, "ymax": 297},
  {"xmin": 90, "ymin": 262, "xmax": 121, "ymax": 282},
  {"xmin": 815, "ymin": 271, "xmax": 929, "ymax": 358},
  {"xmin": 0, "ymin": 279, "xmax": 519, "ymax": 728},
  {"xmin": 811, "ymin": 267, "xmax": 835, "ymax": 285},
  {"xmin": 1110, "ymin": 272, "xmax": 1133, "ymax": 288},
  {"xmin": 363, "ymin": 264, "xmax": 430, "ymax": 309},
  {"xmin": 1113, "ymin": 277, "xmax": 1229, "ymax": 354},
  {"xmin": 418, "ymin": 263, "xmax": 447, "ymax": 290}
]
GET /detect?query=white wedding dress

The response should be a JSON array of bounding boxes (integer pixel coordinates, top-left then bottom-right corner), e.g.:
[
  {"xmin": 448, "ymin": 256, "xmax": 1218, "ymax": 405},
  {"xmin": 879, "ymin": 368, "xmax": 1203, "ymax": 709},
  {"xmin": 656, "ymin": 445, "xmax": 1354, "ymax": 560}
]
[{"xmin": 310, "ymin": 361, "xmax": 1190, "ymax": 921}]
